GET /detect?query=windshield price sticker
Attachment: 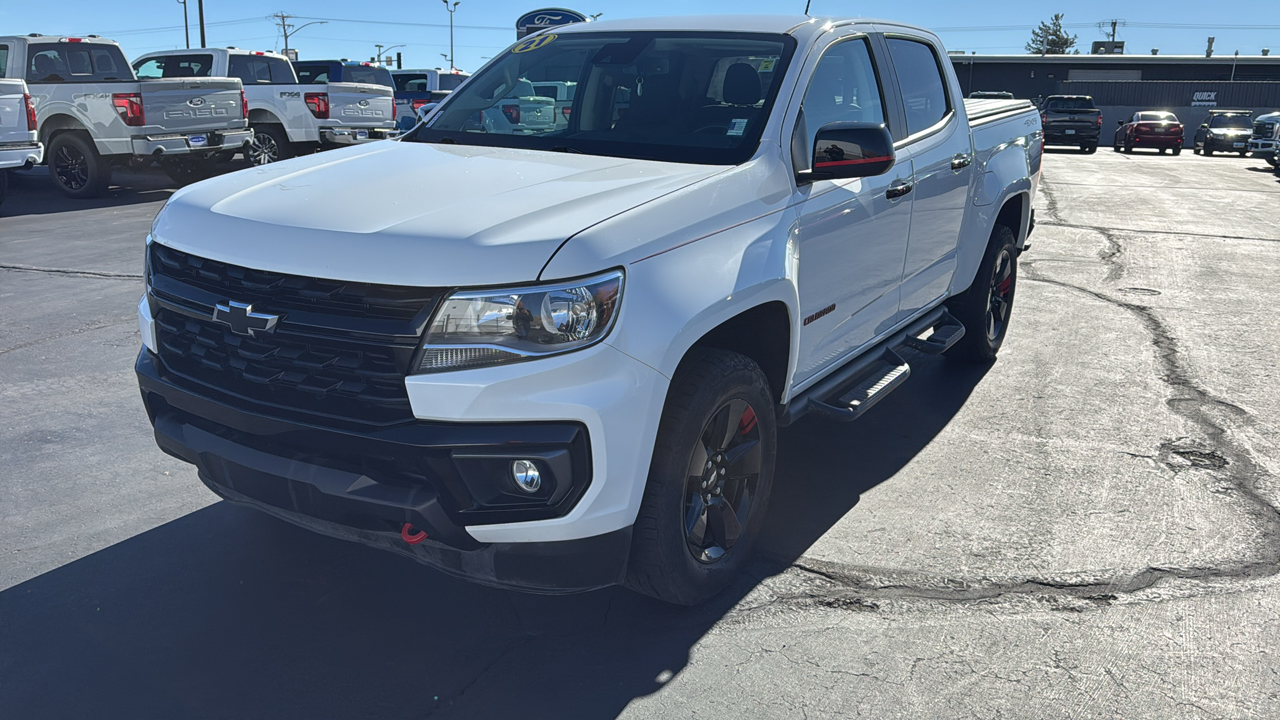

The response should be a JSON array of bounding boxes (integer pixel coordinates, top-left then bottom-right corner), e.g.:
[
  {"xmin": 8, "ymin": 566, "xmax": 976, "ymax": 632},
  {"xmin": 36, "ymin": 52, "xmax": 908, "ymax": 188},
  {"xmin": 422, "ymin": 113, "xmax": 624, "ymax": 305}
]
[
  {"xmin": 512, "ymin": 34, "xmax": 557, "ymax": 54},
  {"xmin": 727, "ymin": 119, "xmax": 748, "ymax": 137},
  {"xmin": 758, "ymin": 57, "xmax": 778, "ymax": 72}
]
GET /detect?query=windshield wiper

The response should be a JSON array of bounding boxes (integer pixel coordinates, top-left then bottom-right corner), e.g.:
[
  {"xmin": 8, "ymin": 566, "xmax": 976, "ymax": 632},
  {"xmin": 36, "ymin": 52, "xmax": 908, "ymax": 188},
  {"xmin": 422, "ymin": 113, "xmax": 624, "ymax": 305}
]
[{"xmin": 549, "ymin": 145, "xmax": 585, "ymax": 154}]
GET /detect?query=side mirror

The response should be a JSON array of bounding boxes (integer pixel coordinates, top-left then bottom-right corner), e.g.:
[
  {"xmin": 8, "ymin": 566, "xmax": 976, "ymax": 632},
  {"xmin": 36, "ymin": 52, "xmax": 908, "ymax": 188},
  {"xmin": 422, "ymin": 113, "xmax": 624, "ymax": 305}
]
[
  {"xmin": 417, "ymin": 103, "xmax": 439, "ymax": 122},
  {"xmin": 1117, "ymin": 120, "xmax": 1125, "ymax": 126},
  {"xmin": 797, "ymin": 122, "xmax": 895, "ymax": 185}
]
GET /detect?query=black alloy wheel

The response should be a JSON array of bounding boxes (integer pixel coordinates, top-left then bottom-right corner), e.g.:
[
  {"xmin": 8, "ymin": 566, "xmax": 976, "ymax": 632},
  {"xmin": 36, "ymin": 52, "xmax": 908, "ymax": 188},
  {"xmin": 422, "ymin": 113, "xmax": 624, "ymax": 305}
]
[
  {"xmin": 985, "ymin": 246, "xmax": 1016, "ymax": 342},
  {"xmin": 53, "ymin": 143, "xmax": 90, "ymax": 191},
  {"xmin": 682, "ymin": 399, "xmax": 762, "ymax": 564}
]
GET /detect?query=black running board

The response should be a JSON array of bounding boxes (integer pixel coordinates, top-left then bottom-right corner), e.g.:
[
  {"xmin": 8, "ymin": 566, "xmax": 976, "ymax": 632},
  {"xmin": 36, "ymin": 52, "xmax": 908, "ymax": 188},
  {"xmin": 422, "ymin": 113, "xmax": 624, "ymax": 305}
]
[{"xmin": 779, "ymin": 305, "xmax": 965, "ymax": 426}]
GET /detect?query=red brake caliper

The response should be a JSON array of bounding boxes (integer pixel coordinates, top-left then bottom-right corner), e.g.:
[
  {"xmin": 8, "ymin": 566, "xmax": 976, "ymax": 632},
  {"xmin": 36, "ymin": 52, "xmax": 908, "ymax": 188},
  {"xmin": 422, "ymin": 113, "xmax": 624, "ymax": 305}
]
[{"xmin": 738, "ymin": 406, "xmax": 757, "ymax": 435}]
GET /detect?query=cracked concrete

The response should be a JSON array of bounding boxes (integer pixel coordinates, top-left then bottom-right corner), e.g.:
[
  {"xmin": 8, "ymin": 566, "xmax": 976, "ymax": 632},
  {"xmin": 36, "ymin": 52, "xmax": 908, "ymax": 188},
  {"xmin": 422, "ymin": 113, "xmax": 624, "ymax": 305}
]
[{"xmin": 2, "ymin": 151, "xmax": 1279, "ymax": 718}]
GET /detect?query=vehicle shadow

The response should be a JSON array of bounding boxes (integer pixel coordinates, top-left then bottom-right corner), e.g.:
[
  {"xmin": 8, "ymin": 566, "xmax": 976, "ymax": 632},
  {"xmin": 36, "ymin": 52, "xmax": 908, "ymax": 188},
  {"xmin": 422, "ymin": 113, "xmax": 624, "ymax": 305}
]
[
  {"xmin": 0, "ymin": 352, "xmax": 988, "ymax": 719},
  {"xmin": 3, "ymin": 159, "xmax": 250, "ymax": 218}
]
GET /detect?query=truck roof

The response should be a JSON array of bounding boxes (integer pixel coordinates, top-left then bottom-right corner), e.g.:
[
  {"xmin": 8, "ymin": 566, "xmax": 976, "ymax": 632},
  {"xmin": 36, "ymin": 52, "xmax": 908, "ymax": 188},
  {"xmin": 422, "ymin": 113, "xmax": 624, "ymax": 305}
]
[
  {"xmin": 1, "ymin": 34, "xmax": 120, "ymax": 46},
  {"xmin": 137, "ymin": 47, "xmax": 289, "ymax": 60},
  {"xmin": 551, "ymin": 15, "xmax": 934, "ymax": 44}
]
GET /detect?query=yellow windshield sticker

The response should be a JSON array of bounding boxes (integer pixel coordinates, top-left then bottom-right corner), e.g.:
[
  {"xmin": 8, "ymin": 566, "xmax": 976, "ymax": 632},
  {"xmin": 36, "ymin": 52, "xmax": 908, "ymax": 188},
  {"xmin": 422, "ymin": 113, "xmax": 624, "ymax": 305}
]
[{"xmin": 512, "ymin": 34, "xmax": 557, "ymax": 54}]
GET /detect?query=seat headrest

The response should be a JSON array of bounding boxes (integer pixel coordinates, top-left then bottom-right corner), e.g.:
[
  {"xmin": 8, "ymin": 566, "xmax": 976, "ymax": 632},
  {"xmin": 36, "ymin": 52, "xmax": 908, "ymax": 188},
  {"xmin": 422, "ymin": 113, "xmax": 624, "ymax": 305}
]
[{"xmin": 723, "ymin": 63, "xmax": 762, "ymax": 106}]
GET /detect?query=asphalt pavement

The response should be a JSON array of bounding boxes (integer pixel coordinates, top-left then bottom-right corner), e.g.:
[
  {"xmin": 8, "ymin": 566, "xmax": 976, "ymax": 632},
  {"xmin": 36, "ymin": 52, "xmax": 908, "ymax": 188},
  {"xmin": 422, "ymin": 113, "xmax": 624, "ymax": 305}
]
[{"xmin": 2, "ymin": 151, "xmax": 1279, "ymax": 719}]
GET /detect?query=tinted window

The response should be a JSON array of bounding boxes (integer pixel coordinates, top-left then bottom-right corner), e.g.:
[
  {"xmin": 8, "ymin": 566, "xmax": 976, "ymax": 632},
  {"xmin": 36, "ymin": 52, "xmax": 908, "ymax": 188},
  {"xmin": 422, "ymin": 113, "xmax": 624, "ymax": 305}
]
[
  {"xmin": 886, "ymin": 38, "xmax": 949, "ymax": 136},
  {"xmin": 1045, "ymin": 97, "xmax": 1095, "ymax": 111},
  {"xmin": 134, "ymin": 54, "xmax": 214, "ymax": 79},
  {"xmin": 0, "ymin": 46, "xmax": 8, "ymax": 78},
  {"xmin": 267, "ymin": 57, "xmax": 295, "ymax": 83},
  {"xmin": 1209, "ymin": 115, "xmax": 1251, "ymax": 128},
  {"xmin": 345, "ymin": 65, "xmax": 394, "ymax": 87},
  {"xmin": 394, "ymin": 73, "xmax": 433, "ymax": 91},
  {"xmin": 1136, "ymin": 112, "xmax": 1175, "ymax": 122},
  {"xmin": 293, "ymin": 63, "xmax": 331, "ymax": 84},
  {"xmin": 418, "ymin": 32, "xmax": 797, "ymax": 166},
  {"xmin": 438, "ymin": 73, "xmax": 468, "ymax": 91},
  {"xmin": 798, "ymin": 38, "xmax": 885, "ymax": 157},
  {"xmin": 27, "ymin": 43, "xmax": 130, "ymax": 83}
]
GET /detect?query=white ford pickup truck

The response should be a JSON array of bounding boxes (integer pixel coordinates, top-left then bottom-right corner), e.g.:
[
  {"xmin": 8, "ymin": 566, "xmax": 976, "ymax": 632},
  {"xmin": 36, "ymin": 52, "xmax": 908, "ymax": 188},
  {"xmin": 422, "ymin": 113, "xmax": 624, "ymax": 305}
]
[
  {"xmin": 137, "ymin": 16, "xmax": 1041, "ymax": 604},
  {"xmin": 2, "ymin": 35, "xmax": 251, "ymax": 197},
  {"xmin": 0, "ymin": 78, "xmax": 43, "ymax": 207},
  {"xmin": 131, "ymin": 49, "xmax": 397, "ymax": 166}
]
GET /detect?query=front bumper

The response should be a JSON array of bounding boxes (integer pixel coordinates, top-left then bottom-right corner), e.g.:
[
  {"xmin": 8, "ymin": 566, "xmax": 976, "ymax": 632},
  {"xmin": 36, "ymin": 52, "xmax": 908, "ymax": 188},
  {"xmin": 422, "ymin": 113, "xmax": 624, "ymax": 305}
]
[
  {"xmin": 319, "ymin": 126, "xmax": 398, "ymax": 145},
  {"xmin": 131, "ymin": 128, "xmax": 253, "ymax": 157},
  {"xmin": 1203, "ymin": 134, "xmax": 1252, "ymax": 152},
  {"xmin": 0, "ymin": 142, "xmax": 43, "ymax": 169},
  {"xmin": 1248, "ymin": 139, "xmax": 1276, "ymax": 156},
  {"xmin": 136, "ymin": 348, "xmax": 631, "ymax": 593}
]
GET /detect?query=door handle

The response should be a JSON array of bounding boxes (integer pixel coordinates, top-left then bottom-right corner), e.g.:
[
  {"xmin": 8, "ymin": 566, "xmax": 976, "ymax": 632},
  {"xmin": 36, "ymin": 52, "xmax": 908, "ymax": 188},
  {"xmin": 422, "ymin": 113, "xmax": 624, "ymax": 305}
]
[
  {"xmin": 951, "ymin": 153, "xmax": 973, "ymax": 170},
  {"xmin": 886, "ymin": 180, "xmax": 913, "ymax": 200}
]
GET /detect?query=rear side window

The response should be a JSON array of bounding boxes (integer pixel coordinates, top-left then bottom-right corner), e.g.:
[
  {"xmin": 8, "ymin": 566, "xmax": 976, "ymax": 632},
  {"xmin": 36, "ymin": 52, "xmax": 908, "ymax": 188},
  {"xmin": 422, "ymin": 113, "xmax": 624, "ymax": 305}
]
[
  {"xmin": 394, "ymin": 73, "xmax": 432, "ymax": 92},
  {"xmin": 438, "ymin": 73, "xmax": 467, "ymax": 91},
  {"xmin": 0, "ymin": 46, "xmax": 8, "ymax": 78},
  {"xmin": 134, "ymin": 54, "xmax": 214, "ymax": 79},
  {"xmin": 229, "ymin": 55, "xmax": 294, "ymax": 84},
  {"xmin": 886, "ymin": 38, "xmax": 950, "ymax": 137},
  {"xmin": 27, "ymin": 43, "xmax": 130, "ymax": 83}
]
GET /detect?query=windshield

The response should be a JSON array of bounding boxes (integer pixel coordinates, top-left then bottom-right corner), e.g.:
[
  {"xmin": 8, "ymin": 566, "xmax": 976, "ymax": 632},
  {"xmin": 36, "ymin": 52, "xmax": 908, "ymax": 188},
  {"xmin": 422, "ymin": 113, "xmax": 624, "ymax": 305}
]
[
  {"xmin": 411, "ymin": 31, "xmax": 797, "ymax": 165},
  {"xmin": 1209, "ymin": 115, "xmax": 1251, "ymax": 128},
  {"xmin": 1045, "ymin": 97, "xmax": 1095, "ymax": 111}
]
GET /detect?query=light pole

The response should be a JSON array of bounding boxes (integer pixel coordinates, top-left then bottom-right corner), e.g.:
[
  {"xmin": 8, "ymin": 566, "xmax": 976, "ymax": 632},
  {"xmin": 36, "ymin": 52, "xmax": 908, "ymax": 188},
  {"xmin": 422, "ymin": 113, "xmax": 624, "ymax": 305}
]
[
  {"xmin": 270, "ymin": 14, "xmax": 328, "ymax": 60},
  {"xmin": 375, "ymin": 44, "xmax": 406, "ymax": 66},
  {"xmin": 442, "ymin": 0, "xmax": 460, "ymax": 71},
  {"xmin": 197, "ymin": 0, "xmax": 206, "ymax": 47},
  {"xmin": 177, "ymin": 0, "xmax": 190, "ymax": 49}
]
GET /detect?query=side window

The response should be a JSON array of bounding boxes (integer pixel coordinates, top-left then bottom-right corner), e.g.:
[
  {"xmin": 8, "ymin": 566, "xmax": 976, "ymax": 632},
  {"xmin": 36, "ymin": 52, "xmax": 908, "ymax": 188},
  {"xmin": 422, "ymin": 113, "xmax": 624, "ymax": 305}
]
[
  {"xmin": 266, "ymin": 58, "xmax": 295, "ymax": 84},
  {"xmin": 886, "ymin": 38, "xmax": 951, "ymax": 137},
  {"xmin": 229, "ymin": 57, "xmax": 272, "ymax": 84},
  {"xmin": 0, "ymin": 46, "xmax": 8, "ymax": 78},
  {"xmin": 135, "ymin": 59, "xmax": 163, "ymax": 79},
  {"xmin": 796, "ymin": 37, "xmax": 886, "ymax": 162}
]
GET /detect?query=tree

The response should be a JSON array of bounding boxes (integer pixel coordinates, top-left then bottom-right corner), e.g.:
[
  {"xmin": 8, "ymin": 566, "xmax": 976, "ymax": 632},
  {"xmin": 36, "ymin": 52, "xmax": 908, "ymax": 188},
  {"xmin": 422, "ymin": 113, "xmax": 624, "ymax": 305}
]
[{"xmin": 1026, "ymin": 14, "xmax": 1079, "ymax": 55}]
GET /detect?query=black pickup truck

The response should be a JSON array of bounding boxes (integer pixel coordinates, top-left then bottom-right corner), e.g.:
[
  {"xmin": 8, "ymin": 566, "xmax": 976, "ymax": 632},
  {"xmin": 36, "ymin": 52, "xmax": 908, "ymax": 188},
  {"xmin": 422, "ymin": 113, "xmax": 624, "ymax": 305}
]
[{"xmin": 1040, "ymin": 95, "xmax": 1102, "ymax": 153}]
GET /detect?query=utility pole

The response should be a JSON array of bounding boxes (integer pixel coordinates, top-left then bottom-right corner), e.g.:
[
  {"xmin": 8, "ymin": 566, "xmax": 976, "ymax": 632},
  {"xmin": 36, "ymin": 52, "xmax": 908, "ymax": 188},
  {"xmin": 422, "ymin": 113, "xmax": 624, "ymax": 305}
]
[
  {"xmin": 1109, "ymin": 20, "xmax": 1117, "ymax": 42},
  {"xmin": 177, "ymin": 0, "xmax": 190, "ymax": 49},
  {"xmin": 1231, "ymin": 50, "xmax": 1239, "ymax": 81},
  {"xmin": 270, "ymin": 12, "xmax": 328, "ymax": 60},
  {"xmin": 1206, "ymin": 36, "xmax": 1215, "ymax": 58},
  {"xmin": 197, "ymin": 0, "xmax": 206, "ymax": 47},
  {"xmin": 442, "ymin": 0, "xmax": 460, "ymax": 71}
]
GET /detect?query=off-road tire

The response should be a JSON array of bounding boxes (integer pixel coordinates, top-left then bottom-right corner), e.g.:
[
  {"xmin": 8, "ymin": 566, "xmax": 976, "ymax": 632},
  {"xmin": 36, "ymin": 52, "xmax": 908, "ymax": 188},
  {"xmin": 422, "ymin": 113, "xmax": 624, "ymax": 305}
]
[
  {"xmin": 625, "ymin": 349, "xmax": 777, "ymax": 605},
  {"xmin": 47, "ymin": 132, "xmax": 111, "ymax": 199},
  {"xmin": 945, "ymin": 223, "xmax": 1018, "ymax": 362}
]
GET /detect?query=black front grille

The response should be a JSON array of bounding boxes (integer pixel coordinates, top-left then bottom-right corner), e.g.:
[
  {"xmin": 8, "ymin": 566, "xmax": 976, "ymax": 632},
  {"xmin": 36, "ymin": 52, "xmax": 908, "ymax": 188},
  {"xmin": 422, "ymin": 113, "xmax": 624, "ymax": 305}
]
[
  {"xmin": 1255, "ymin": 122, "xmax": 1275, "ymax": 140},
  {"xmin": 148, "ymin": 244, "xmax": 442, "ymax": 426}
]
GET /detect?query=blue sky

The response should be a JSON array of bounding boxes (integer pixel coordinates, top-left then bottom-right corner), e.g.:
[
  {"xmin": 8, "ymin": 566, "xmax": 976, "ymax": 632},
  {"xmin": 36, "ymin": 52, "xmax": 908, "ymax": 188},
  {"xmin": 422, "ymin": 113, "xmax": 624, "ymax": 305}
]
[{"xmin": 2, "ymin": 1, "xmax": 1276, "ymax": 72}]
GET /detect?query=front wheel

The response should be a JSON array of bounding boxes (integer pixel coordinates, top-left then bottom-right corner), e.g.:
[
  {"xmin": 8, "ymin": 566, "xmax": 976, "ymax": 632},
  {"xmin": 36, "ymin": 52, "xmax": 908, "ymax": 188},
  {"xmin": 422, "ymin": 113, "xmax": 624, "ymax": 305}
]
[
  {"xmin": 625, "ymin": 349, "xmax": 776, "ymax": 605},
  {"xmin": 1083, "ymin": 143, "xmax": 1097, "ymax": 154},
  {"xmin": 945, "ymin": 224, "xmax": 1018, "ymax": 362},
  {"xmin": 1204, "ymin": 146, "xmax": 1214, "ymax": 156}
]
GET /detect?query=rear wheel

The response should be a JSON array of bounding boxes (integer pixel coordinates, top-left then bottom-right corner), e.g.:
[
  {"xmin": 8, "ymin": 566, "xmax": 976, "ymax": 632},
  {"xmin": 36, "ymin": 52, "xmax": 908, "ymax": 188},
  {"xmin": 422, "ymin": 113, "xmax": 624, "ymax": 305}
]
[
  {"xmin": 247, "ymin": 125, "xmax": 291, "ymax": 166},
  {"xmin": 47, "ymin": 132, "xmax": 111, "ymax": 199},
  {"xmin": 946, "ymin": 223, "xmax": 1018, "ymax": 362},
  {"xmin": 1124, "ymin": 144, "xmax": 1133, "ymax": 154},
  {"xmin": 1239, "ymin": 151, "xmax": 1248, "ymax": 157},
  {"xmin": 625, "ymin": 349, "xmax": 776, "ymax": 605},
  {"xmin": 1173, "ymin": 147, "xmax": 1182, "ymax": 156}
]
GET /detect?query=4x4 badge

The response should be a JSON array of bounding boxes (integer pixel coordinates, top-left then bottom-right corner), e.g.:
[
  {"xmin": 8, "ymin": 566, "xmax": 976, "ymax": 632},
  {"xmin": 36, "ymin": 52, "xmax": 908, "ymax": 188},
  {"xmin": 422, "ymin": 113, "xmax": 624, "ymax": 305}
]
[{"xmin": 212, "ymin": 301, "xmax": 280, "ymax": 338}]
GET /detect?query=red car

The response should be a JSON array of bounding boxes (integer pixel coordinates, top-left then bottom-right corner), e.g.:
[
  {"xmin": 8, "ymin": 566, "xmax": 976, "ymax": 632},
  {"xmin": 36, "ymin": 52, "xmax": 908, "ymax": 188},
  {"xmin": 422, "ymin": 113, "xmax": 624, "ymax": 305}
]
[{"xmin": 1113, "ymin": 111, "xmax": 1184, "ymax": 155}]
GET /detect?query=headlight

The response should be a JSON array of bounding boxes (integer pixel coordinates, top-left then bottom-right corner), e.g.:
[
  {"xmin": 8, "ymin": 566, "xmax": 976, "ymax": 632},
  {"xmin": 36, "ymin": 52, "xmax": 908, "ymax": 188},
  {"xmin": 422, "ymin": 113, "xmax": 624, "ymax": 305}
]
[{"xmin": 414, "ymin": 270, "xmax": 623, "ymax": 374}]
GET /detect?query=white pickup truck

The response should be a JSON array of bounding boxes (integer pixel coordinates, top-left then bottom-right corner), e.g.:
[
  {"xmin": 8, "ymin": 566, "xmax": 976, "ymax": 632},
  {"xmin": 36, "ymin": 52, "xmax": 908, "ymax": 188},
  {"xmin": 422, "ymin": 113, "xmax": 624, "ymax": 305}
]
[
  {"xmin": 2, "ymin": 35, "xmax": 250, "ymax": 196},
  {"xmin": 0, "ymin": 78, "xmax": 43, "ymax": 207},
  {"xmin": 131, "ymin": 49, "xmax": 397, "ymax": 166},
  {"xmin": 1249, "ymin": 111, "xmax": 1279, "ymax": 168},
  {"xmin": 137, "ymin": 16, "xmax": 1041, "ymax": 604}
]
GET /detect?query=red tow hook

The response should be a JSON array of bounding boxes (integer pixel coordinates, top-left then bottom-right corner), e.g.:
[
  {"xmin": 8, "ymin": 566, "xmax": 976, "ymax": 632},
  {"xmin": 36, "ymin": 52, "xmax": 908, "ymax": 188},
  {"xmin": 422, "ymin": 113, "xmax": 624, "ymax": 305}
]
[{"xmin": 401, "ymin": 523, "xmax": 427, "ymax": 545}]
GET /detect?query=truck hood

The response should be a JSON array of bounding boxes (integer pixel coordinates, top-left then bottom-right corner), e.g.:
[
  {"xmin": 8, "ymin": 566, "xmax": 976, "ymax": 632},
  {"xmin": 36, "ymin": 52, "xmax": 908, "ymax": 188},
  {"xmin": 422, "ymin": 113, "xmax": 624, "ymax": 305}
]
[{"xmin": 152, "ymin": 141, "xmax": 724, "ymax": 287}]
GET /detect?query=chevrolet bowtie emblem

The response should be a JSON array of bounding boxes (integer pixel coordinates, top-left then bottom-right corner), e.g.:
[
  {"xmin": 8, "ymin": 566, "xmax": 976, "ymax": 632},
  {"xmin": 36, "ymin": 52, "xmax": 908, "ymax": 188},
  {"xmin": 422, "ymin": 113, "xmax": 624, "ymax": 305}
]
[{"xmin": 212, "ymin": 301, "xmax": 280, "ymax": 338}]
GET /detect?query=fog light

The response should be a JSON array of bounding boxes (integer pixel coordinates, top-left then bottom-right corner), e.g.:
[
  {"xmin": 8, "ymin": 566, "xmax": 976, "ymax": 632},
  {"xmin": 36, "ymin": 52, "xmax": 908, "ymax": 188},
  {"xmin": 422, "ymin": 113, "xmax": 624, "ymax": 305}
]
[{"xmin": 511, "ymin": 460, "xmax": 541, "ymax": 493}]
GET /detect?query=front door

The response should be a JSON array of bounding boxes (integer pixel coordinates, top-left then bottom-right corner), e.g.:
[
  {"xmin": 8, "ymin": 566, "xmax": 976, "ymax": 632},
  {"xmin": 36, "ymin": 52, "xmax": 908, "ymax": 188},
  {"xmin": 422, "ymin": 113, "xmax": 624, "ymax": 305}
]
[{"xmin": 790, "ymin": 33, "xmax": 914, "ymax": 388}]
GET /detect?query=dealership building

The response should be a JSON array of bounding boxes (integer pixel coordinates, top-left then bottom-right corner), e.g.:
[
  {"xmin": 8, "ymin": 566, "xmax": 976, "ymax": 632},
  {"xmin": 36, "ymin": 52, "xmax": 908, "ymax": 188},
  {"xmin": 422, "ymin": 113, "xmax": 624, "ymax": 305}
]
[{"xmin": 949, "ymin": 53, "xmax": 1280, "ymax": 143}]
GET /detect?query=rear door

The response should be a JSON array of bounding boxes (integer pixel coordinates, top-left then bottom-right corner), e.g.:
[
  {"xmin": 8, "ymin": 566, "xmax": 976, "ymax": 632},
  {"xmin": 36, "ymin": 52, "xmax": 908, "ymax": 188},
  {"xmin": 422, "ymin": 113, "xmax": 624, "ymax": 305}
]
[
  {"xmin": 790, "ymin": 31, "xmax": 914, "ymax": 388},
  {"xmin": 882, "ymin": 34, "xmax": 973, "ymax": 317}
]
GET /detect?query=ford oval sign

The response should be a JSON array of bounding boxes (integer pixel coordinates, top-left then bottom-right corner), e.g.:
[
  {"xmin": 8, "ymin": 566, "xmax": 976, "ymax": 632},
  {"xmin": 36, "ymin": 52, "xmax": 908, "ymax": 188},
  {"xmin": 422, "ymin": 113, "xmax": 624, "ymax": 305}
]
[{"xmin": 516, "ymin": 7, "xmax": 589, "ymax": 38}]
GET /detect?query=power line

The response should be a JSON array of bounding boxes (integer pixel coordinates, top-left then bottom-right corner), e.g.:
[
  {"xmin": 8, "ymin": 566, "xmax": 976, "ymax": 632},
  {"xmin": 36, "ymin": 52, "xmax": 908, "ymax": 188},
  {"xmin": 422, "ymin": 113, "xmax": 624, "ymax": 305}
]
[{"xmin": 290, "ymin": 15, "xmax": 510, "ymax": 32}]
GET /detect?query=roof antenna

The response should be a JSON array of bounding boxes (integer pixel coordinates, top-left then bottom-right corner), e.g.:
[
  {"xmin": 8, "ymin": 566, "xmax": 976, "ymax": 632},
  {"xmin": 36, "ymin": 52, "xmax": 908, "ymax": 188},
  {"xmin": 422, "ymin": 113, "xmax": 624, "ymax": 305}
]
[{"xmin": 805, "ymin": 1, "xmax": 812, "ymax": 15}]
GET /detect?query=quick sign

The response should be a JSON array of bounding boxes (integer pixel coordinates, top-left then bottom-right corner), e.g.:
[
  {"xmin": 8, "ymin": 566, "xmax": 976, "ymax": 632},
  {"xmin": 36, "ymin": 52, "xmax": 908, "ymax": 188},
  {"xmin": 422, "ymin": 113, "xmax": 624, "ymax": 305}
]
[
  {"xmin": 1192, "ymin": 91, "xmax": 1218, "ymax": 107},
  {"xmin": 516, "ymin": 8, "xmax": 589, "ymax": 39}
]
